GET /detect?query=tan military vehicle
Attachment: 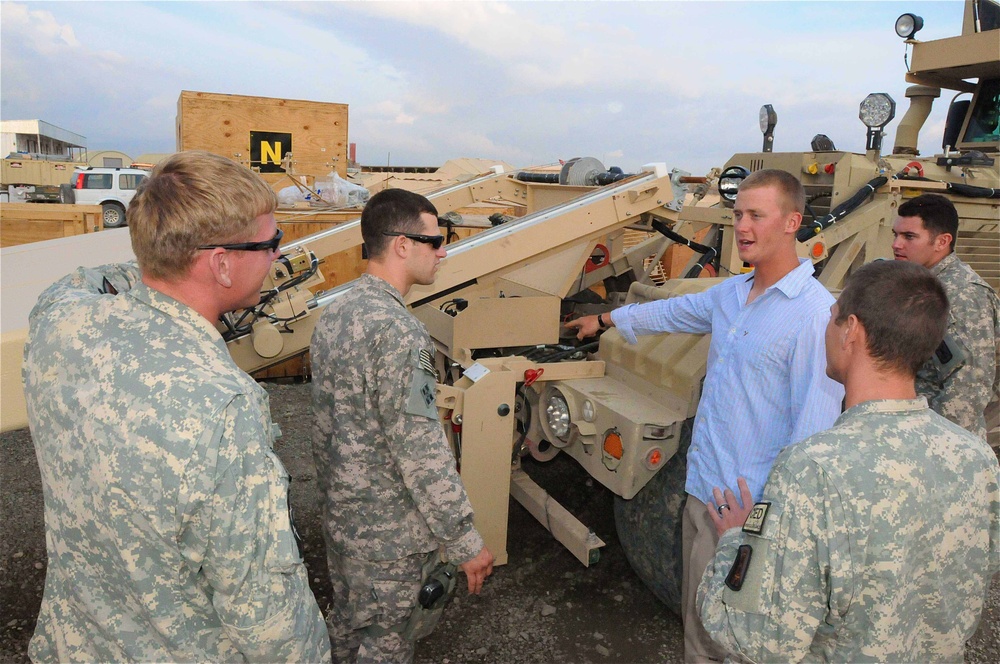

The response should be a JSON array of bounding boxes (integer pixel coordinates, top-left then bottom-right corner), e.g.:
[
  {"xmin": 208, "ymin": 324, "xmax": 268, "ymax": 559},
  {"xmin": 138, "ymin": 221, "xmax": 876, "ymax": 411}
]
[{"xmin": 220, "ymin": 0, "xmax": 999, "ymax": 611}]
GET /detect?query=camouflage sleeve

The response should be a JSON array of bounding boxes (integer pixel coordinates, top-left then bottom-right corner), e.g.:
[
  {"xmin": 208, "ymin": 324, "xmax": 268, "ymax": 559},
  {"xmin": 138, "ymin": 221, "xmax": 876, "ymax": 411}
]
[
  {"xmin": 181, "ymin": 397, "xmax": 331, "ymax": 663},
  {"xmin": 698, "ymin": 452, "xmax": 847, "ymax": 661},
  {"xmin": 373, "ymin": 328, "xmax": 484, "ymax": 564},
  {"xmin": 919, "ymin": 284, "xmax": 999, "ymax": 437},
  {"xmin": 30, "ymin": 262, "xmax": 142, "ymax": 319}
]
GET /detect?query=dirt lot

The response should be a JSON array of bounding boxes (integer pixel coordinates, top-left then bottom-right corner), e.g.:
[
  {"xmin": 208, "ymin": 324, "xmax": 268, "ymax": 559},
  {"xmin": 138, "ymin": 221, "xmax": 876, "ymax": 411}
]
[{"xmin": 3, "ymin": 381, "xmax": 998, "ymax": 663}]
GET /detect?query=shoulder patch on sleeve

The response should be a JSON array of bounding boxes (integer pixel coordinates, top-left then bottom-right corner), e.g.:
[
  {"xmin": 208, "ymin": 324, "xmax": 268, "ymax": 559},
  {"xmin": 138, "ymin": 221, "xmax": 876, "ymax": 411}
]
[{"xmin": 742, "ymin": 502, "xmax": 771, "ymax": 535}]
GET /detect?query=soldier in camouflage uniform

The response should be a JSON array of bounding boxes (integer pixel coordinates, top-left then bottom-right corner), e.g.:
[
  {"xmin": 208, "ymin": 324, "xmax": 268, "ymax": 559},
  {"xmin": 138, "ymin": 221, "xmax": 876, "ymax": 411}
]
[
  {"xmin": 22, "ymin": 151, "xmax": 331, "ymax": 663},
  {"xmin": 892, "ymin": 193, "xmax": 1000, "ymax": 441},
  {"xmin": 698, "ymin": 260, "xmax": 1000, "ymax": 662},
  {"xmin": 311, "ymin": 189, "xmax": 494, "ymax": 663}
]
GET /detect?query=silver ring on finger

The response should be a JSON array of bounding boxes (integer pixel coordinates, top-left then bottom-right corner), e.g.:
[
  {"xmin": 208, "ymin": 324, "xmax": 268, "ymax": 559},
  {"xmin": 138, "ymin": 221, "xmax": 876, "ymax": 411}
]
[{"xmin": 717, "ymin": 503, "xmax": 731, "ymax": 516}]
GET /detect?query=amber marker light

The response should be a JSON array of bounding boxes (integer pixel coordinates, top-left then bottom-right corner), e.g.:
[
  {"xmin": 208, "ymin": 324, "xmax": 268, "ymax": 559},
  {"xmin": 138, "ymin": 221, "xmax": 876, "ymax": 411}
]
[
  {"xmin": 811, "ymin": 242, "xmax": 826, "ymax": 259},
  {"xmin": 602, "ymin": 429, "xmax": 623, "ymax": 471}
]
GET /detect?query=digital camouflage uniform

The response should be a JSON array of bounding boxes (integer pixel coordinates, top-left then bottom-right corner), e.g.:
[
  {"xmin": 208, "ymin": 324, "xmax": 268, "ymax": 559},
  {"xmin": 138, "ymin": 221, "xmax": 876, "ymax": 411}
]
[
  {"xmin": 23, "ymin": 264, "xmax": 331, "ymax": 663},
  {"xmin": 698, "ymin": 398, "xmax": 1000, "ymax": 663},
  {"xmin": 916, "ymin": 252, "xmax": 1000, "ymax": 440},
  {"xmin": 311, "ymin": 273, "xmax": 484, "ymax": 663}
]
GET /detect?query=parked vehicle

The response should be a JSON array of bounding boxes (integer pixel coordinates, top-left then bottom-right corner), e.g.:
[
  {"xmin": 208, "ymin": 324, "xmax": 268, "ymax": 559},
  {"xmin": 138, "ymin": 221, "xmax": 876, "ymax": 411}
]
[
  {"xmin": 71, "ymin": 166, "xmax": 149, "ymax": 228},
  {"xmin": 2, "ymin": 156, "xmax": 85, "ymax": 203}
]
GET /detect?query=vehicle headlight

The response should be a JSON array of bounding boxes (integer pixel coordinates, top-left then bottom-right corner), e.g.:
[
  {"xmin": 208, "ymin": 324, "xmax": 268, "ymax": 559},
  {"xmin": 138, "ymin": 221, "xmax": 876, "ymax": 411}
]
[
  {"xmin": 545, "ymin": 391, "xmax": 571, "ymax": 441},
  {"xmin": 859, "ymin": 93, "xmax": 896, "ymax": 129}
]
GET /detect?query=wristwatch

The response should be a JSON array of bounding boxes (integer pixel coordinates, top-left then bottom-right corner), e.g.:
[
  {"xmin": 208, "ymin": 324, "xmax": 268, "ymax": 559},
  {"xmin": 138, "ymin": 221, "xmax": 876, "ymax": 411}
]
[{"xmin": 597, "ymin": 313, "xmax": 610, "ymax": 330}]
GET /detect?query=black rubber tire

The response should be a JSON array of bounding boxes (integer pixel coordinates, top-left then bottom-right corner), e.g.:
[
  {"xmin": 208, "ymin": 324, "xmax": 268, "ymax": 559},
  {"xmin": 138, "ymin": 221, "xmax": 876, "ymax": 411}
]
[
  {"xmin": 59, "ymin": 183, "xmax": 75, "ymax": 204},
  {"xmin": 102, "ymin": 202, "xmax": 127, "ymax": 228},
  {"xmin": 613, "ymin": 418, "xmax": 692, "ymax": 615}
]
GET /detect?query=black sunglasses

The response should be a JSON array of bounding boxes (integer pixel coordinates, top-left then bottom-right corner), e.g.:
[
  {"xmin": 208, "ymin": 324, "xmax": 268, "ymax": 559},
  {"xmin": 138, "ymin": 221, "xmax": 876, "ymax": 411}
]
[
  {"xmin": 199, "ymin": 228, "xmax": 284, "ymax": 252},
  {"xmin": 382, "ymin": 231, "xmax": 445, "ymax": 250}
]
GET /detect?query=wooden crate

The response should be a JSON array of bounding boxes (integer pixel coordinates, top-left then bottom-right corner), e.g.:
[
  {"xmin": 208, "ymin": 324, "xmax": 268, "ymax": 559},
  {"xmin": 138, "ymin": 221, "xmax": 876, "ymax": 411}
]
[
  {"xmin": 0, "ymin": 204, "xmax": 103, "ymax": 247},
  {"xmin": 176, "ymin": 91, "xmax": 349, "ymax": 190}
]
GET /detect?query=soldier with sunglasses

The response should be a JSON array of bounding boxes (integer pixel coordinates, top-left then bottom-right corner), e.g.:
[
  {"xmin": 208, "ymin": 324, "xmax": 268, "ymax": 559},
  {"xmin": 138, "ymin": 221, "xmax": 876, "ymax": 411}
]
[
  {"xmin": 22, "ymin": 151, "xmax": 331, "ymax": 662},
  {"xmin": 311, "ymin": 188, "xmax": 493, "ymax": 663}
]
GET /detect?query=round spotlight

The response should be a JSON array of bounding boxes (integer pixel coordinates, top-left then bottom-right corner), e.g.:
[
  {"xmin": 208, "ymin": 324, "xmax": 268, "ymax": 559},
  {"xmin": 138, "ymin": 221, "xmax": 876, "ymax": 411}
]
[
  {"xmin": 718, "ymin": 165, "xmax": 750, "ymax": 204},
  {"xmin": 895, "ymin": 13, "xmax": 923, "ymax": 39},
  {"xmin": 859, "ymin": 93, "xmax": 896, "ymax": 129},
  {"xmin": 759, "ymin": 104, "xmax": 777, "ymax": 135}
]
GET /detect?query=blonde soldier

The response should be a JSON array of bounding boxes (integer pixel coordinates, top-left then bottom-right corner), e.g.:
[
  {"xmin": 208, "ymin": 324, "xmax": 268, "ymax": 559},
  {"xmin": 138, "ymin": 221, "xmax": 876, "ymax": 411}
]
[
  {"xmin": 311, "ymin": 189, "xmax": 493, "ymax": 663},
  {"xmin": 699, "ymin": 261, "xmax": 1000, "ymax": 662},
  {"xmin": 23, "ymin": 151, "xmax": 331, "ymax": 662},
  {"xmin": 892, "ymin": 192, "xmax": 1000, "ymax": 440},
  {"xmin": 567, "ymin": 168, "xmax": 843, "ymax": 663}
]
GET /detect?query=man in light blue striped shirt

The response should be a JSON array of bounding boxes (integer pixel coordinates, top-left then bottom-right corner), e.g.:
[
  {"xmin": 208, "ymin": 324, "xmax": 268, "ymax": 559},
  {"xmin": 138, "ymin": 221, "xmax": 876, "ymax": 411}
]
[{"xmin": 568, "ymin": 169, "xmax": 843, "ymax": 663}]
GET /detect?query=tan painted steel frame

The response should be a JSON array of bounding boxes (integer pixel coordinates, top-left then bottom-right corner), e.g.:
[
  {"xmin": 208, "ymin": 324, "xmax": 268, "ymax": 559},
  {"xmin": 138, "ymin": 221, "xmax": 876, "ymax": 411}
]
[
  {"xmin": 223, "ymin": 144, "xmax": 999, "ymax": 567},
  {"xmin": 227, "ymin": 166, "xmax": 706, "ymax": 565}
]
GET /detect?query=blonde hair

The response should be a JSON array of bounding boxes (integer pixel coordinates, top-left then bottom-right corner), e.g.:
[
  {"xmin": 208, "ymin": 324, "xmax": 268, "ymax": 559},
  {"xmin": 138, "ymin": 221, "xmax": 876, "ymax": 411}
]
[
  {"xmin": 740, "ymin": 168, "xmax": 806, "ymax": 216},
  {"xmin": 128, "ymin": 151, "xmax": 277, "ymax": 280}
]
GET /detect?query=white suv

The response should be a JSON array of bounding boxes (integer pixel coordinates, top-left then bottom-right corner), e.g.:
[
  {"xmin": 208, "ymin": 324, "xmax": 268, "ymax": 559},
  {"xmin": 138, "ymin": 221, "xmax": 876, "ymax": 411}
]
[{"xmin": 72, "ymin": 167, "xmax": 149, "ymax": 228}]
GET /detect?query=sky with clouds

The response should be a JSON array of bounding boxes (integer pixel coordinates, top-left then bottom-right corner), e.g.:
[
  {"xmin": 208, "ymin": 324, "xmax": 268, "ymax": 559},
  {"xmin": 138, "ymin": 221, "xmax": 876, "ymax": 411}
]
[{"xmin": 1, "ymin": 1, "xmax": 970, "ymax": 176}]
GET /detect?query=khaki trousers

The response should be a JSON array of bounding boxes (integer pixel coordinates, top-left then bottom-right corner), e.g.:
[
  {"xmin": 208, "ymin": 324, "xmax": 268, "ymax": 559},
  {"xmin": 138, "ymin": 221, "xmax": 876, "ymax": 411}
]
[{"xmin": 681, "ymin": 495, "xmax": 727, "ymax": 663}]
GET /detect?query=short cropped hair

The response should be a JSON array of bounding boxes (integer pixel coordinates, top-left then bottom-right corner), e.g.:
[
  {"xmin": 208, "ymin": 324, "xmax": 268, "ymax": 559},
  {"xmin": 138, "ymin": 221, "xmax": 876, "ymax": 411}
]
[
  {"xmin": 836, "ymin": 260, "xmax": 948, "ymax": 376},
  {"xmin": 739, "ymin": 168, "xmax": 806, "ymax": 216},
  {"xmin": 897, "ymin": 193, "xmax": 959, "ymax": 252},
  {"xmin": 361, "ymin": 188, "xmax": 438, "ymax": 259},
  {"xmin": 129, "ymin": 151, "xmax": 277, "ymax": 280}
]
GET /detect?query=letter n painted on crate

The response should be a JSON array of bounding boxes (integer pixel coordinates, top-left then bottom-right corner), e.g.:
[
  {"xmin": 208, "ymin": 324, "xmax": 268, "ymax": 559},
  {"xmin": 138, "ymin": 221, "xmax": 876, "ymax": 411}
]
[{"xmin": 250, "ymin": 131, "xmax": 293, "ymax": 173}]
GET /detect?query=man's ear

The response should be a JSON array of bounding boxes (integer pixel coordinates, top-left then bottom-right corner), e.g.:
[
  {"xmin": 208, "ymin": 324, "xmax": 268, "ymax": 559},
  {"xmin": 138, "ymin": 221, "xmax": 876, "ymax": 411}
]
[
  {"xmin": 845, "ymin": 314, "xmax": 865, "ymax": 349},
  {"xmin": 207, "ymin": 249, "xmax": 232, "ymax": 288},
  {"xmin": 392, "ymin": 234, "xmax": 409, "ymax": 259},
  {"xmin": 934, "ymin": 232, "xmax": 953, "ymax": 253},
  {"xmin": 785, "ymin": 211, "xmax": 803, "ymax": 235}
]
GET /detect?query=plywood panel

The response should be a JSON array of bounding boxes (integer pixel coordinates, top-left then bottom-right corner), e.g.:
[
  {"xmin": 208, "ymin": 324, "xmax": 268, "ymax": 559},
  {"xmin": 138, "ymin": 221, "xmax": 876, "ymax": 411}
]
[
  {"xmin": 176, "ymin": 91, "xmax": 349, "ymax": 190},
  {"xmin": 0, "ymin": 204, "xmax": 103, "ymax": 247},
  {"xmin": 274, "ymin": 215, "xmax": 362, "ymax": 294}
]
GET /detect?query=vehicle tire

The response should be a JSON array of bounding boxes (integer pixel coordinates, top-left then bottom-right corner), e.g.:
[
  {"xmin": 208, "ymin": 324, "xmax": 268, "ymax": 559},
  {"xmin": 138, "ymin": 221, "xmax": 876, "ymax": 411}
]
[
  {"xmin": 102, "ymin": 202, "xmax": 127, "ymax": 228},
  {"xmin": 59, "ymin": 184, "xmax": 75, "ymax": 204},
  {"xmin": 613, "ymin": 418, "xmax": 692, "ymax": 615}
]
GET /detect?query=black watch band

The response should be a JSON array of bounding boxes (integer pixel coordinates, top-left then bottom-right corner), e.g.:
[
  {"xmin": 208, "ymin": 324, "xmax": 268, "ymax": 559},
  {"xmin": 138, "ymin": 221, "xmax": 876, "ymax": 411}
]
[{"xmin": 598, "ymin": 313, "xmax": 609, "ymax": 330}]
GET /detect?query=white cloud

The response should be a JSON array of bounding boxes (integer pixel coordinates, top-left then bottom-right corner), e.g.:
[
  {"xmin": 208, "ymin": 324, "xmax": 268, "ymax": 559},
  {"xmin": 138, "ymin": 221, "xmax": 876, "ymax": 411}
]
[
  {"xmin": 2, "ymin": 3, "xmax": 79, "ymax": 53},
  {"xmin": 1, "ymin": 1, "xmax": 967, "ymax": 175}
]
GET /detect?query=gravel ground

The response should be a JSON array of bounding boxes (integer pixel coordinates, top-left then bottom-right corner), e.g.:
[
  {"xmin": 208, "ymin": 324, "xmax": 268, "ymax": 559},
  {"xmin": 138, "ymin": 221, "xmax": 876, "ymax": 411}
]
[{"xmin": 2, "ymin": 381, "xmax": 998, "ymax": 663}]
